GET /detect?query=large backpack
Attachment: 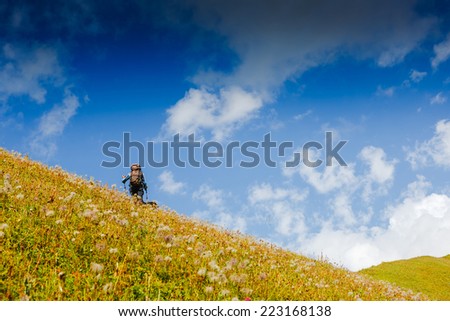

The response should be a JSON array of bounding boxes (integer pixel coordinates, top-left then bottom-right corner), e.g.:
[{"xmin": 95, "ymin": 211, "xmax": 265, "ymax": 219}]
[{"xmin": 129, "ymin": 164, "xmax": 143, "ymax": 188}]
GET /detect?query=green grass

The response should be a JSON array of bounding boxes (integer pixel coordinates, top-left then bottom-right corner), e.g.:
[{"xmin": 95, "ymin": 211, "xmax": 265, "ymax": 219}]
[
  {"xmin": 0, "ymin": 147, "xmax": 428, "ymax": 300},
  {"xmin": 359, "ymin": 255, "xmax": 450, "ymax": 300}
]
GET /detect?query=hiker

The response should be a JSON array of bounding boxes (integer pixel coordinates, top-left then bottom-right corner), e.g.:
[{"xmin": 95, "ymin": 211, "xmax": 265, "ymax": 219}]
[{"xmin": 122, "ymin": 164, "xmax": 147, "ymax": 203}]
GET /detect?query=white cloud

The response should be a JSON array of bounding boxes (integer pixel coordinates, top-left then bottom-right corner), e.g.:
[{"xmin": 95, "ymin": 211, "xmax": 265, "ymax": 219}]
[
  {"xmin": 431, "ymin": 33, "xmax": 450, "ymax": 69},
  {"xmin": 293, "ymin": 109, "xmax": 312, "ymax": 121},
  {"xmin": 37, "ymin": 90, "xmax": 80, "ymax": 137},
  {"xmin": 376, "ymin": 86, "xmax": 395, "ymax": 97},
  {"xmin": 247, "ymin": 182, "xmax": 307, "ymax": 237},
  {"xmin": 190, "ymin": 0, "xmax": 434, "ymax": 92},
  {"xmin": 248, "ymin": 182, "xmax": 307, "ymax": 205},
  {"xmin": 0, "ymin": 43, "xmax": 63, "ymax": 104},
  {"xmin": 162, "ymin": 1, "xmax": 434, "ymax": 139},
  {"xmin": 302, "ymin": 176, "xmax": 450, "ymax": 271},
  {"xmin": 193, "ymin": 184, "xmax": 226, "ymax": 208},
  {"xmin": 299, "ymin": 163, "xmax": 358, "ymax": 194},
  {"xmin": 359, "ymin": 146, "xmax": 397, "ymax": 202},
  {"xmin": 192, "ymin": 184, "xmax": 247, "ymax": 232},
  {"xmin": 407, "ymin": 119, "xmax": 450, "ymax": 169},
  {"xmin": 409, "ymin": 69, "xmax": 427, "ymax": 83},
  {"xmin": 162, "ymin": 86, "xmax": 263, "ymax": 140},
  {"xmin": 430, "ymin": 92, "xmax": 447, "ymax": 105},
  {"xmin": 359, "ymin": 146, "xmax": 396, "ymax": 184},
  {"xmin": 30, "ymin": 89, "xmax": 81, "ymax": 158},
  {"xmin": 158, "ymin": 171, "xmax": 186, "ymax": 194}
]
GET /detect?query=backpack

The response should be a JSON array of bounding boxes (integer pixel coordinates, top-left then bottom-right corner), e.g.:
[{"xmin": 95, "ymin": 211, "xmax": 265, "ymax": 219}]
[{"xmin": 129, "ymin": 164, "xmax": 143, "ymax": 188}]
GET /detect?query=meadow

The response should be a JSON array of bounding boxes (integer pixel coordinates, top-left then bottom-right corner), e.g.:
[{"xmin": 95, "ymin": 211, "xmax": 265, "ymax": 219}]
[
  {"xmin": 360, "ymin": 255, "xmax": 450, "ymax": 300},
  {"xmin": 0, "ymin": 147, "xmax": 426, "ymax": 300}
]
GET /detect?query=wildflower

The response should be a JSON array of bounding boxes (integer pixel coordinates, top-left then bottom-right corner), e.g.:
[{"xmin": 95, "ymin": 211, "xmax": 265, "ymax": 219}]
[
  {"xmin": 164, "ymin": 256, "xmax": 172, "ymax": 262},
  {"xmin": 64, "ymin": 192, "xmax": 76, "ymax": 202},
  {"xmin": 258, "ymin": 272, "xmax": 268, "ymax": 281},
  {"xmin": 20, "ymin": 294, "xmax": 30, "ymax": 301},
  {"xmin": 103, "ymin": 283, "xmax": 114, "ymax": 293},
  {"xmin": 128, "ymin": 251, "xmax": 140, "ymax": 260},
  {"xmin": 187, "ymin": 234, "xmax": 197, "ymax": 243},
  {"xmin": 197, "ymin": 268, "xmax": 207, "ymax": 276},
  {"xmin": 204, "ymin": 286, "xmax": 214, "ymax": 294},
  {"xmin": 154, "ymin": 255, "xmax": 164, "ymax": 263},
  {"xmin": 231, "ymin": 297, "xmax": 239, "ymax": 301},
  {"xmin": 16, "ymin": 193, "xmax": 24, "ymax": 200},
  {"xmin": 241, "ymin": 288, "xmax": 253, "ymax": 296},
  {"xmin": 230, "ymin": 273, "xmax": 247, "ymax": 284},
  {"xmin": 90, "ymin": 262, "xmax": 104, "ymax": 273},
  {"xmin": 219, "ymin": 289, "xmax": 230, "ymax": 297},
  {"xmin": 131, "ymin": 211, "xmax": 139, "ymax": 217},
  {"xmin": 207, "ymin": 271, "xmax": 219, "ymax": 282},
  {"xmin": 208, "ymin": 260, "xmax": 220, "ymax": 271},
  {"xmin": 0, "ymin": 231, "xmax": 4, "ymax": 238},
  {"xmin": 201, "ymin": 250, "xmax": 212, "ymax": 258},
  {"xmin": 244, "ymin": 297, "xmax": 252, "ymax": 301},
  {"xmin": 0, "ymin": 223, "xmax": 8, "ymax": 230},
  {"xmin": 95, "ymin": 242, "xmax": 107, "ymax": 252},
  {"xmin": 109, "ymin": 248, "xmax": 118, "ymax": 254},
  {"xmin": 225, "ymin": 258, "xmax": 238, "ymax": 270}
]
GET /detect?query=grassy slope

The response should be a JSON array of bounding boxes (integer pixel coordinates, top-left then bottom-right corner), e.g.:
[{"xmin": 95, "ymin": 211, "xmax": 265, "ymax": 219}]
[
  {"xmin": 359, "ymin": 255, "xmax": 450, "ymax": 300},
  {"xmin": 0, "ymin": 148, "xmax": 426, "ymax": 300}
]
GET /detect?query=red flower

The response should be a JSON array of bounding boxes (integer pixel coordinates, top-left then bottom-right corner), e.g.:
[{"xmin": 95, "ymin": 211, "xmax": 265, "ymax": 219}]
[{"xmin": 244, "ymin": 297, "xmax": 252, "ymax": 301}]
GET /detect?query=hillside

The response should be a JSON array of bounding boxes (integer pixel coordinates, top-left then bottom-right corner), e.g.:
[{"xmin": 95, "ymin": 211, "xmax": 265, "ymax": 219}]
[
  {"xmin": 0, "ymin": 147, "xmax": 426, "ymax": 300},
  {"xmin": 359, "ymin": 255, "xmax": 450, "ymax": 300}
]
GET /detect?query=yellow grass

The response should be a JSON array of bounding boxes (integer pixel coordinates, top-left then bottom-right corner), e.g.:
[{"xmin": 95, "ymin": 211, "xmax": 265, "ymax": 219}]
[{"xmin": 0, "ymin": 147, "xmax": 427, "ymax": 300}]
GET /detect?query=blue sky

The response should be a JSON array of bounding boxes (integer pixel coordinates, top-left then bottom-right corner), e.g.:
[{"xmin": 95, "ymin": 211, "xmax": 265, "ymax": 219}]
[{"xmin": 1, "ymin": 0, "xmax": 450, "ymax": 271}]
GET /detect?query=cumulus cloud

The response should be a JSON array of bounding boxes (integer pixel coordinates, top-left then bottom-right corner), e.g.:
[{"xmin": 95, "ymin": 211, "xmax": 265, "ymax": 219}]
[
  {"xmin": 193, "ymin": 184, "xmax": 226, "ymax": 208},
  {"xmin": 359, "ymin": 146, "xmax": 396, "ymax": 184},
  {"xmin": 358, "ymin": 146, "xmax": 397, "ymax": 201},
  {"xmin": 162, "ymin": 86, "xmax": 263, "ymax": 140},
  {"xmin": 376, "ymin": 86, "xmax": 395, "ymax": 97},
  {"xmin": 409, "ymin": 69, "xmax": 427, "ymax": 83},
  {"xmin": 0, "ymin": 44, "xmax": 63, "ymax": 104},
  {"xmin": 189, "ymin": 0, "xmax": 434, "ymax": 91},
  {"xmin": 192, "ymin": 184, "xmax": 246, "ymax": 232},
  {"xmin": 299, "ymin": 163, "xmax": 358, "ymax": 194},
  {"xmin": 248, "ymin": 182, "xmax": 307, "ymax": 205},
  {"xmin": 161, "ymin": 0, "xmax": 434, "ymax": 139},
  {"xmin": 158, "ymin": 171, "xmax": 186, "ymax": 194},
  {"xmin": 247, "ymin": 183, "xmax": 307, "ymax": 237},
  {"xmin": 302, "ymin": 176, "xmax": 450, "ymax": 271},
  {"xmin": 430, "ymin": 92, "xmax": 447, "ymax": 105},
  {"xmin": 431, "ymin": 33, "xmax": 450, "ymax": 69},
  {"xmin": 407, "ymin": 119, "xmax": 450, "ymax": 169},
  {"xmin": 30, "ymin": 89, "xmax": 81, "ymax": 158}
]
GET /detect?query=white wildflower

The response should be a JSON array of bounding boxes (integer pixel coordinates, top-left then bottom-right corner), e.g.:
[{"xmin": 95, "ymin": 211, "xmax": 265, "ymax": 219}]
[
  {"xmin": 219, "ymin": 289, "xmax": 230, "ymax": 296},
  {"xmin": 90, "ymin": 262, "xmax": 104, "ymax": 273},
  {"xmin": 197, "ymin": 268, "xmax": 207, "ymax": 276}
]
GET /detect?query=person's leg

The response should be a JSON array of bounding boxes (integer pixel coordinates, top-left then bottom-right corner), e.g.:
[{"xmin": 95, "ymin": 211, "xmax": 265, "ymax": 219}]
[{"xmin": 137, "ymin": 188, "xmax": 145, "ymax": 203}]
